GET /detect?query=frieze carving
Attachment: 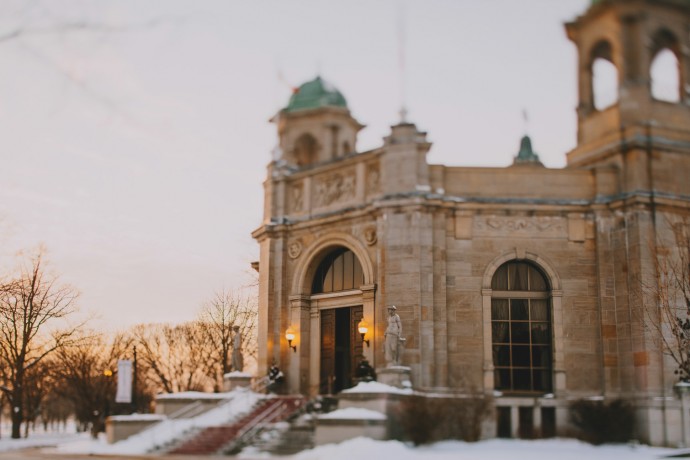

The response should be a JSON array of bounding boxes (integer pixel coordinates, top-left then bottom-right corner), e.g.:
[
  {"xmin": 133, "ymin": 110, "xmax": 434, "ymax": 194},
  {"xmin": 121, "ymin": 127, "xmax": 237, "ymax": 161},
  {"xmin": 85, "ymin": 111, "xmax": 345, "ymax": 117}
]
[
  {"xmin": 313, "ymin": 171, "xmax": 356, "ymax": 208},
  {"xmin": 287, "ymin": 240, "xmax": 303, "ymax": 259},
  {"xmin": 364, "ymin": 227, "xmax": 377, "ymax": 245},
  {"xmin": 288, "ymin": 183, "xmax": 303, "ymax": 213},
  {"xmin": 475, "ymin": 216, "xmax": 566, "ymax": 238},
  {"xmin": 366, "ymin": 164, "xmax": 380, "ymax": 196}
]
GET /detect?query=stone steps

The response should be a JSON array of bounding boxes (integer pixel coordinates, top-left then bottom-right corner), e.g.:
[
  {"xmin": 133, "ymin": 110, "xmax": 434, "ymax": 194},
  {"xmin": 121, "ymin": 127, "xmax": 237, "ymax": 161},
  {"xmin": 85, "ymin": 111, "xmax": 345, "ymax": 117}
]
[{"xmin": 166, "ymin": 396, "xmax": 305, "ymax": 456}]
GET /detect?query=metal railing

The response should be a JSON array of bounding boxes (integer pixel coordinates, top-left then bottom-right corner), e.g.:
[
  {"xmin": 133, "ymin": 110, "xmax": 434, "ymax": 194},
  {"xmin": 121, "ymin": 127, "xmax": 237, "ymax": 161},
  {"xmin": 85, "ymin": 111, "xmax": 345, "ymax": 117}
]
[
  {"xmin": 167, "ymin": 401, "xmax": 206, "ymax": 420},
  {"xmin": 220, "ymin": 397, "xmax": 304, "ymax": 454}
]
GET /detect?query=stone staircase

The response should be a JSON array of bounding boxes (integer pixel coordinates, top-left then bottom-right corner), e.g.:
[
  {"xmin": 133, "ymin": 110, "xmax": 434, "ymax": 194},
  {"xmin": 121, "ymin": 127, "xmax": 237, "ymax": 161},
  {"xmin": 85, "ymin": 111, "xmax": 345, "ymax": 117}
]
[
  {"xmin": 250, "ymin": 413, "xmax": 317, "ymax": 455},
  {"xmin": 167, "ymin": 395, "xmax": 305, "ymax": 456}
]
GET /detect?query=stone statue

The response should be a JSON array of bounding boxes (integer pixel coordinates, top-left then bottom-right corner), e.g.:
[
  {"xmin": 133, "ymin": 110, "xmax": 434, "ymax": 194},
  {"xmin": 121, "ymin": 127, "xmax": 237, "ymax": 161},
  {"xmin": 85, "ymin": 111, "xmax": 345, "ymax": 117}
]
[
  {"xmin": 231, "ymin": 325, "xmax": 244, "ymax": 372},
  {"xmin": 384, "ymin": 305, "xmax": 402, "ymax": 366}
]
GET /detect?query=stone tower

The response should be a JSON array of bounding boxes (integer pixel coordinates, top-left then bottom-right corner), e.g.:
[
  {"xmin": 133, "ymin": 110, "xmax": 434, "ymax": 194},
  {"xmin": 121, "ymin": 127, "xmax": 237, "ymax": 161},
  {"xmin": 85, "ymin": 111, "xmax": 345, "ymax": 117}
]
[
  {"xmin": 565, "ymin": 0, "xmax": 690, "ymax": 420},
  {"xmin": 272, "ymin": 76, "xmax": 364, "ymax": 168},
  {"xmin": 566, "ymin": 0, "xmax": 690, "ymax": 172}
]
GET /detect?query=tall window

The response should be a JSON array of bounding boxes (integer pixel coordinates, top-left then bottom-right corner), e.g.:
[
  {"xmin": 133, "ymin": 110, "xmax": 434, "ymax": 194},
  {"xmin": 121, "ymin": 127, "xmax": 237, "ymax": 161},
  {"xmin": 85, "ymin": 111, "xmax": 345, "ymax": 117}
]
[
  {"xmin": 491, "ymin": 261, "xmax": 552, "ymax": 393},
  {"xmin": 312, "ymin": 248, "xmax": 364, "ymax": 294},
  {"xmin": 650, "ymin": 29, "xmax": 681, "ymax": 103},
  {"xmin": 590, "ymin": 41, "xmax": 618, "ymax": 111},
  {"xmin": 651, "ymin": 48, "xmax": 680, "ymax": 103}
]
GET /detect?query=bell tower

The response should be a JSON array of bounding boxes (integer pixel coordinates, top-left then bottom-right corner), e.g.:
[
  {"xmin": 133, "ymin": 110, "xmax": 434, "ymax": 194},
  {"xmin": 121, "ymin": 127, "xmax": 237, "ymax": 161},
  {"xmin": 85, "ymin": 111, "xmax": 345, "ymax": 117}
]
[
  {"xmin": 565, "ymin": 0, "xmax": 690, "ymax": 173},
  {"xmin": 271, "ymin": 76, "xmax": 364, "ymax": 169}
]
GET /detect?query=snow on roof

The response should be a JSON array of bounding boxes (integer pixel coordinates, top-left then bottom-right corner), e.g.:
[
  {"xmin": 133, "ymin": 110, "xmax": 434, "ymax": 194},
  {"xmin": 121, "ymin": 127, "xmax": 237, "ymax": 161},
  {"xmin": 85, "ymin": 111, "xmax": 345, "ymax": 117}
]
[
  {"xmin": 107, "ymin": 414, "xmax": 166, "ymax": 422},
  {"xmin": 155, "ymin": 390, "xmax": 234, "ymax": 400},
  {"xmin": 224, "ymin": 371, "xmax": 253, "ymax": 378},
  {"xmin": 318, "ymin": 407, "xmax": 386, "ymax": 421},
  {"xmin": 341, "ymin": 381, "xmax": 413, "ymax": 395}
]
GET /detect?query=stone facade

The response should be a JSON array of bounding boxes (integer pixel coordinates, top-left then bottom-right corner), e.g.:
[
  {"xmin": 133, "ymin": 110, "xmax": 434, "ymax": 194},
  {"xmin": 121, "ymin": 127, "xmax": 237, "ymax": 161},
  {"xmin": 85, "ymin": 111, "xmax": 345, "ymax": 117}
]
[{"xmin": 252, "ymin": 0, "xmax": 690, "ymax": 446}]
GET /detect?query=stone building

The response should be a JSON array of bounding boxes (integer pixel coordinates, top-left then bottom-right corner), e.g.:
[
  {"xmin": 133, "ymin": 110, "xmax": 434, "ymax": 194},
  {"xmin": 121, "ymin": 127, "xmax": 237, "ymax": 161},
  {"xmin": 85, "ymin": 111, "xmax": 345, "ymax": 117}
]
[{"xmin": 251, "ymin": 0, "xmax": 690, "ymax": 445}]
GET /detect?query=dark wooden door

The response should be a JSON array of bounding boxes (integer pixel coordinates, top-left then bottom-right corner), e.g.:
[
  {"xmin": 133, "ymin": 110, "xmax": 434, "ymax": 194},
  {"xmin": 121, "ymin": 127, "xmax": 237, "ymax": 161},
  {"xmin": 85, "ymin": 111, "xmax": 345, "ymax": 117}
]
[
  {"xmin": 320, "ymin": 306, "xmax": 363, "ymax": 394},
  {"xmin": 320, "ymin": 309, "xmax": 335, "ymax": 394}
]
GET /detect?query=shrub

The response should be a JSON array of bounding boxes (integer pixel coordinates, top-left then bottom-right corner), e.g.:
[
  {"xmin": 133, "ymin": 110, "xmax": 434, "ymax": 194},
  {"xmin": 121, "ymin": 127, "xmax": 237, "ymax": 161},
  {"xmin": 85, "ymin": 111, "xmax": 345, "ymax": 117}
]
[
  {"xmin": 568, "ymin": 398, "xmax": 635, "ymax": 445},
  {"xmin": 394, "ymin": 394, "xmax": 492, "ymax": 445}
]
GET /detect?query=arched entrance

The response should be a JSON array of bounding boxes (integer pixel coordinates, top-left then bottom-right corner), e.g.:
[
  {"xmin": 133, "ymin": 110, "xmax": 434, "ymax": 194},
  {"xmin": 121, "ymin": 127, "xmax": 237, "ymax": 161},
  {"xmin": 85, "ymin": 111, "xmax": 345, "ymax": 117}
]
[
  {"xmin": 312, "ymin": 248, "xmax": 365, "ymax": 393},
  {"xmin": 288, "ymin": 236, "xmax": 375, "ymax": 395}
]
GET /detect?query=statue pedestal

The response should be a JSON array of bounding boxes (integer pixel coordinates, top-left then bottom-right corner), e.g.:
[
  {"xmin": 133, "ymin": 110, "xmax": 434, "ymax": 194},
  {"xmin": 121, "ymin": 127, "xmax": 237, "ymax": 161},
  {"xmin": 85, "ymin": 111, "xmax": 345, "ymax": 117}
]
[
  {"xmin": 223, "ymin": 371, "xmax": 252, "ymax": 391},
  {"xmin": 376, "ymin": 366, "xmax": 412, "ymax": 389}
]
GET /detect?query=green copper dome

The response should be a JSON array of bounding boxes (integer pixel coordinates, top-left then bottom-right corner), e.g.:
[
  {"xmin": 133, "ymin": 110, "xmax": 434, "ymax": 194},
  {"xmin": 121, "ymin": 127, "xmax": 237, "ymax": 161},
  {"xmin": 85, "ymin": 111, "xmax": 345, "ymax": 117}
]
[
  {"xmin": 285, "ymin": 76, "xmax": 348, "ymax": 112},
  {"xmin": 513, "ymin": 135, "xmax": 543, "ymax": 166}
]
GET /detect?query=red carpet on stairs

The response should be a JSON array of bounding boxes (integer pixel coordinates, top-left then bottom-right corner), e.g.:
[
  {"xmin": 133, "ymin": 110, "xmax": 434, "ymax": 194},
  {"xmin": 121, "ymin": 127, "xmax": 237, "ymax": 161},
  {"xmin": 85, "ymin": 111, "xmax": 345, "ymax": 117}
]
[{"xmin": 168, "ymin": 396, "xmax": 304, "ymax": 455}]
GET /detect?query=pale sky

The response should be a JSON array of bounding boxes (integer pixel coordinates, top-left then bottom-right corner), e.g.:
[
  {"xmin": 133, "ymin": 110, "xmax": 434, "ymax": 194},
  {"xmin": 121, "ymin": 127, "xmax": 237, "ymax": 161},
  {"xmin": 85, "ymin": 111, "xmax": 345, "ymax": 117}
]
[{"xmin": 0, "ymin": 0, "xmax": 590, "ymax": 330}]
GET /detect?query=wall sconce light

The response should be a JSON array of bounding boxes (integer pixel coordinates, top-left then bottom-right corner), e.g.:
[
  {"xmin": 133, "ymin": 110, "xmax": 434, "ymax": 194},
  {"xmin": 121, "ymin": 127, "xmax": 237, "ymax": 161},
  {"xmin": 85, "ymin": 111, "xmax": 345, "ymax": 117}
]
[
  {"xmin": 285, "ymin": 327, "xmax": 297, "ymax": 353},
  {"xmin": 357, "ymin": 319, "xmax": 370, "ymax": 348}
]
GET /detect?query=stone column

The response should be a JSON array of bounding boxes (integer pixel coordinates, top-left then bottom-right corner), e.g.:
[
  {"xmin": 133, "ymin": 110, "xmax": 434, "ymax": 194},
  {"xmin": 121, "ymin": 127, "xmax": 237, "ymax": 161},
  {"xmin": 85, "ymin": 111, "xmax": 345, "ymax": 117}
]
[
  {"xmin": 361, "ymin": 284, "xmax": 376, "ymax": 364},
  {"xmin": 481, "ymin": 288, "xmax": 494, "ymax": 394},
  {"xmin": 551, "ymin": 289, "xmax": 567, "ymax": 395},
  {"xmin": 309, "ymin": 301, "xmax": 321, "ymax": 396},
  {"xmin": 289, "ymin": 294, "xmax": 311, "ymax": 394}
]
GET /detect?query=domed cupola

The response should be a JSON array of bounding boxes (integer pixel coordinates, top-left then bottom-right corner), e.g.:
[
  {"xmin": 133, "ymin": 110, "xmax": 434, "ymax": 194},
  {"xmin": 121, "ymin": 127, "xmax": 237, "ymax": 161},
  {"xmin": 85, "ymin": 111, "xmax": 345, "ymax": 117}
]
[
  {"xmin": 512, "ymin": 135, "xmax": 543, "ymax": 167},
  {"xmin": 272, "ymin": 76, "xmax": 364, "ymax": 168},
  {"xmin": 285, "ymin": 76, "xmax": 348, "ymax": 112}
]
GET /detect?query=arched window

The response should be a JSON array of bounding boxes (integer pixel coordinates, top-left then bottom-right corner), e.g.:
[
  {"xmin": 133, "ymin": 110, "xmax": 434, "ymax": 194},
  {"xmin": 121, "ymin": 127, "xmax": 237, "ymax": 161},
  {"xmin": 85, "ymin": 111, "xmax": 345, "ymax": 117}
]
[
  {"xmin": 651, "ymin": 29, "xmax": 681, "ymax": 103},
  {"xmin": 294, "ymin": 133, "xmax": 317, "ymax": 166},
  {"xmin": 590, "ymin": 41, "xmax": 618, "ymax": 111},
  {"xmin": 312, "ymin": 248, "xmax": 364, "ymax": 294},
  {"xmin": 491, "ymin": 261, "xmax": 552, "ymax": 394},
  {"xmin": 651, "ymin": 49, "xmax": 680, "ymax": 102}
]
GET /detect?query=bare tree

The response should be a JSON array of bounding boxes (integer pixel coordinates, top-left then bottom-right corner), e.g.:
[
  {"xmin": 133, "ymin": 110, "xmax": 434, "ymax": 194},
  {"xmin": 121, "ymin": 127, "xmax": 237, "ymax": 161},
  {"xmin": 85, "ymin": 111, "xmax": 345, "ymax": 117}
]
[
  {"xmin": 52, "ymin": 332, "xmax": 150, "ymax": 437},
  {"xmin": 642, "ymin": 217, "xmax": 690, "ymax": 382},
  {"xmin": 22, "ymin": 359, "xmax": 54, "ymax": 438},
  {"xmin": 0, "ymin": 251, "xmax": 82, "ymax": 439},
  {"xmin": 198, "ymin": 289, "xmax": 258, "ymax": 389},
  {"xmin": 131, "ymin": 322, "xmax": 215, "ymax": 394}
]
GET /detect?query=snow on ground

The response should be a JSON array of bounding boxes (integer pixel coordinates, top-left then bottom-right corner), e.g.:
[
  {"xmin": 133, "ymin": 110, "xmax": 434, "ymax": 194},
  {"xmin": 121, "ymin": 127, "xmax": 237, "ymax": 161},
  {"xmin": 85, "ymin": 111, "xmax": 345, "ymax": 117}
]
[
  {"xmin": 52, "ymin": 387, "xmax": 263, "ymax": 455},
  {"xmin": 318, "ymin": 407, "xmax": 386, "ymax": 420},
  {"xmin": 0, "ymin": 421, "xmax": 687, "ymax": 459},
  {"xmin": 342, "ymin": 381, "xmax": 413, "ymax": 394},
  {"xmin": 0, "ymin": 430, "xmax": 88, "ymax": 453},
  {"xmin": 1, "ymin": 391, "xmax": 687, "ymax": 459},
  {"xmin": 291, "ymin": 437, "xmax": 679, "ymax": 460}
]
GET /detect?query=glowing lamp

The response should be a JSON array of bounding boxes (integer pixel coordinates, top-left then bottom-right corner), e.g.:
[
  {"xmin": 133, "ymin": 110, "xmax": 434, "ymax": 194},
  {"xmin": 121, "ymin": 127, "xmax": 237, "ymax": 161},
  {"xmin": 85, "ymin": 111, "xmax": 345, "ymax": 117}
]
[{"xmin": 285, "ymin": 327, "xmax": 297, "ymax": 353}]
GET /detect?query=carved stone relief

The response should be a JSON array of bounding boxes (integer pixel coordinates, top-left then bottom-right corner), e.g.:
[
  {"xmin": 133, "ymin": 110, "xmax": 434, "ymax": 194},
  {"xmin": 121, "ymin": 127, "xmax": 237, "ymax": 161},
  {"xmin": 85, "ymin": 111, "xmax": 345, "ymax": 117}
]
[
  {"xmin": 366, "ymin": 164, "xmax": 380, "ymax": 196},
  {"xmin": 288, "ymin": 183, "xmax": 303, "ymax": 214},
  {"xmin": 313, "ymin": 170, "xmax": 356, "ymax": 208},
  {"xmin": 474, "ymin": 216, "xmax": 567, "ymax": 238},
  {"xmin": 288, "ymin": 240, "xmax": 303, "ymax": 259},
  {"xmin": 364, "ymin": 227, "xmax": 377, "ymax": 245}
]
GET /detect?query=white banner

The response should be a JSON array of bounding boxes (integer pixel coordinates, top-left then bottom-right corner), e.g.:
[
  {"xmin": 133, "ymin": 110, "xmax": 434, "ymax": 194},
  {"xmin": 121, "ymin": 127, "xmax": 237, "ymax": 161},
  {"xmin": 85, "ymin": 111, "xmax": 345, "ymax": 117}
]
[{"xmin": 115, "ymin": 359, "xmax": 133, "ymax": 403}]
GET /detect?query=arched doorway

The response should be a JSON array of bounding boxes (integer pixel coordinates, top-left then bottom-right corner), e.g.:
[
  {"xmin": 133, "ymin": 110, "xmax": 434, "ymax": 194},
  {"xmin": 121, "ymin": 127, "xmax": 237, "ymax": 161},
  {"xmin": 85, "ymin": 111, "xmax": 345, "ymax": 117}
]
[
  {"xmin": 311, "ymin": 247, "xmax": 365, "ymax": 394},
  {"xmin": 288, "ymin": 234, "xmax": 375, "ymax": 396}
]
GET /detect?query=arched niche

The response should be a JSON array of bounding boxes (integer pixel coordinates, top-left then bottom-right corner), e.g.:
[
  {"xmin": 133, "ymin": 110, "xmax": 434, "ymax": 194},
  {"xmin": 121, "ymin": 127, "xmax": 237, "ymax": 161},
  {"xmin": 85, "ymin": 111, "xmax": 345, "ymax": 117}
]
[
  {"xmin": 293, "ymin": 133, "xmax": 318, "ymax": 166},
  {"xmin": 589, "ymin": 40, "xmax": 619, "ymax": 111},
  {"xmin": 650, "ymin": 29, "xmax": 682, "ymax": 103}
]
